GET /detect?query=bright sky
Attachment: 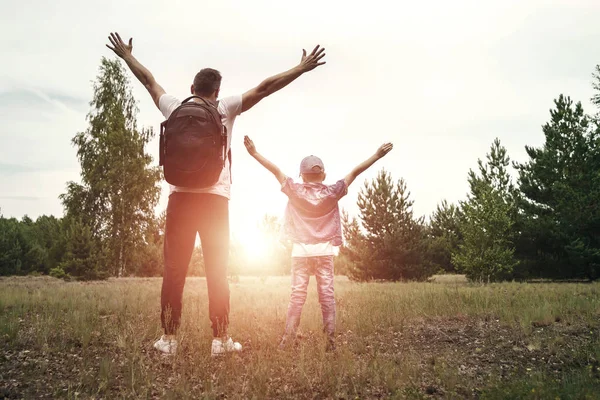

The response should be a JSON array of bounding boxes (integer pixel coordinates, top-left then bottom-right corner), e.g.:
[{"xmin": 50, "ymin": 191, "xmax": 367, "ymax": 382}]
[{"xmin": 2, "ymin": 0, "xmax": 600, "ymax": 247}]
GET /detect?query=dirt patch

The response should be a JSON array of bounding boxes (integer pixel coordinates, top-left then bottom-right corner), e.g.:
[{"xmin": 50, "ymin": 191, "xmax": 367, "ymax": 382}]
[
  {"xmin": 1, "ymin": 316, "xmax": 598, "ymax": 399},
  {"xmin": 340, "ymin": 316, "xmax": 599, "ymax": 398}
]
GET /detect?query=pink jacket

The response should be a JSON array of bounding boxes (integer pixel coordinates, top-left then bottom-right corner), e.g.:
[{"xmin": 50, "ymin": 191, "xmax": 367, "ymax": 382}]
[{"xmin": 281, "ymin": 178, "xmax": 348, "ymax": 246}]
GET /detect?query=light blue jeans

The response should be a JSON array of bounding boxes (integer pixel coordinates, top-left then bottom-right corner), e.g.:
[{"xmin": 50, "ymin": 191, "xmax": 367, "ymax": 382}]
[{"xmin": 284, "ymin": 255, "xmax": 335, "ymax": 339}]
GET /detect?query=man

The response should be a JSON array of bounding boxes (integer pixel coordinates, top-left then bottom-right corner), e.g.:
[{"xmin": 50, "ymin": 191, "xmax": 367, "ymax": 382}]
[{"xmin": 106, "ymin": 32, "xmax": 326, "ymax": 356}]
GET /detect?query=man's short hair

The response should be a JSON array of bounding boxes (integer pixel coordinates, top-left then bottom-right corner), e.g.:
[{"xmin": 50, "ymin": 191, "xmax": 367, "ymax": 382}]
[{"xmin": 193, "ymin": 68, "xmax": 222, "ymax": 96}]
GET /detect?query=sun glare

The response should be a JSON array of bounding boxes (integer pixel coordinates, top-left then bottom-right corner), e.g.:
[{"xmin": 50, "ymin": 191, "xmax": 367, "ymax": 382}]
[{"xmin": 238, "ymin": 230, "xmax": 270, "ymax": 262}]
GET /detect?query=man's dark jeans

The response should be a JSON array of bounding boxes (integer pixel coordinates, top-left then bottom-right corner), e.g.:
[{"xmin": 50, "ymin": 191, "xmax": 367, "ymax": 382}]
[{"xmin": 161, "ymin": 192, "xmax": 230, "ymax": 337}]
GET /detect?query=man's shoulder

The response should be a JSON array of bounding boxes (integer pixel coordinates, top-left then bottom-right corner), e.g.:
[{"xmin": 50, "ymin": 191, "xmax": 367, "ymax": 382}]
[
  {"xmin": 218, "ymin": 95, "xmax": 243, "ymax": 117},
  {"xmin": 158, "ymin": 94, "xmax": 182, "ymax": 119},
  {"xmin": 219, "ymin": 94, "xmax": 242, "ymax": 103},
  {"xmin": 159, "ymin": 93, "xmax": 181, "ymax": 106}
]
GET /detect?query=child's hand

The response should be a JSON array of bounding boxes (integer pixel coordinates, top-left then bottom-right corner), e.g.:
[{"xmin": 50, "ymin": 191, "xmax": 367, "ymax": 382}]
[
  {"xmin": 376, "ymin": 143, "xmax": 393, "ymax": 158},
  {"xmin": 244, "ymin": 136, "xmax": 258, "ymax": 156}
]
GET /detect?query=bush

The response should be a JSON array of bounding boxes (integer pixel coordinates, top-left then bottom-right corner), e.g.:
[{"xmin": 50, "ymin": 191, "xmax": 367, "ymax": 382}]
[{"xmin": 49, "ymin": 266, "xmax": 67, "ymax": 280}]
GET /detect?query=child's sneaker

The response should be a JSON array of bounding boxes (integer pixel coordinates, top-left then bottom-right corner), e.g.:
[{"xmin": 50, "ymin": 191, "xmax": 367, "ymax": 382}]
[
  {"xmin": 153, "ymin": 335, "xmax": 177, "ymax": 356},
  {"xmin": 211, "ymin": 337, "xmax": 242, "ymax": 357}
]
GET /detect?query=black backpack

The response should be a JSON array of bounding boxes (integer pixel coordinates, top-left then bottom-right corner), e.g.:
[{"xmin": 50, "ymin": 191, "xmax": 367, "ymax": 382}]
[{"xmin": 159, "ymin": 96, "xmax": 229, "ymax": 188}]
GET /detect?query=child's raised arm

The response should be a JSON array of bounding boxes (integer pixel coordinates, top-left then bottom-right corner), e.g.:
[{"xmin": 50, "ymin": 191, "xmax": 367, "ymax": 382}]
[
  {"xmin": 344, "ymin": 143, "xmax": 393, "ymax": 187},
  {"xmin": 244, "ymin": 136, "xmax": 288, "ymax": 184}
]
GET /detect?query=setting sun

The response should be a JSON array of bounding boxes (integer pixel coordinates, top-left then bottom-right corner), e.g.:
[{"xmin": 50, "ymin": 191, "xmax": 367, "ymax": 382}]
[{"xmin": 236, "ymin": 229, "xmax": 271, "ymax": 263}]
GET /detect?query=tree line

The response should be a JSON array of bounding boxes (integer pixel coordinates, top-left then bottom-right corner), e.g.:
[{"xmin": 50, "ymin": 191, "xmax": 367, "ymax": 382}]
[
  {"xmin": 340, "ymin": 70, "xmax": 600, "ymax": 282},
  {"xmin": 1, "ymin": 59, "xmax": 599, "ymax": 281}
]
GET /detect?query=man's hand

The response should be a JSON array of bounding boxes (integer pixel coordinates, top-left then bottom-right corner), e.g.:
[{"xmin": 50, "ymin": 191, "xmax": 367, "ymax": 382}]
[
  {"xmin": 241, "ymin": 44, "xmax": 326, "ymax": 113},
  {"xmin": 106, "ymin": 32, "xmax": 133, "ymax": 59},
  {"xmin": 376, "ymin": 143, "xmax": 394, "ymax": 159},
  {"xmin": 105, "ymin": 32, "xmax": 165, "ymax": 108},
  {"xmin": 244, "ymin": 136, "xmax": 258, "ymax": 157},
  {"xmin": 298, "ymin": 45, "xmax": 326, "ymax": 73}
]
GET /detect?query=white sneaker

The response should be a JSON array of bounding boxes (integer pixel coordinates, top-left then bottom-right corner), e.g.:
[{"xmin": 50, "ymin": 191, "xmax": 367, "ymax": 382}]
[
  {"xmin": 153, "ymin": 335, "xmax": 177, "ymax": 356},
  {"xmin": 211, "ymin": 337, "xmax": 242, "ymax": 357}
]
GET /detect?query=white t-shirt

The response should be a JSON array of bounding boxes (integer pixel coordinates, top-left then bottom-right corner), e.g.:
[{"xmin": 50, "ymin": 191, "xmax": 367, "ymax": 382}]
[
  {"xmin": 158, "ymin": 94, "xmax": 242, "ymax": 199},
  {"xmin": 291, "ymin": 242, "xmax": 337, "ymax": 257}
]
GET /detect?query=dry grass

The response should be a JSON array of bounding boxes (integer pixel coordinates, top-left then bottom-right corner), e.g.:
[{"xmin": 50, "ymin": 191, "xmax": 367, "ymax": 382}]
[
  {"xmin": 427, "ymin": 274, "xmax": 468, "ymax": 285},
  {"xmin": 1, "ymin": 275, "xmax": 599, "ymax": 399}
]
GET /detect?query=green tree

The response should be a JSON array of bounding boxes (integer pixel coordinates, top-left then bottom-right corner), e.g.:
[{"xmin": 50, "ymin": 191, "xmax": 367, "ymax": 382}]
[
  {"xmin": 425, "ymin": 200, "xmax": 462, "ymax": 273},
  {"xmin": 453, "ymin": 138, "xmax": 519, "ymax": 282},
  {"xmin": 340, "ymin": 210, "xmax": 371, "ymax": 278},
  {"xmin": 0, "ymin": 216, "xmax": 24, "ymax": 275},
  {"xmin": 0, "ymin": 213, "xmax": 69, "ymax": 276},
  {"xmin": 59, "ymin": 218, "xmax": 107, "ymax": 280},
  {"xmin": 135, "ymin": 211, "xmax": 165, "ymax": 277},
  {"xmin": 516, "ymin": 93, "xmax": 600, "ymax": 280},
  {"xmin": 188, "ymin": 246, "xmax": 205, "ymax": 277},
  {"xmin": 60, "ymin": 57, "xmax": 161, "ymax": 278},
  {"xmin": 14, "ymin": 216, "xmax": 38, "ymax": 275},
  {"xmin": 341, "ymin": 169, "xmax": 431, "ymax": 281},
  {"xmin": 21, "ymin": 215, "xmax": 66, "ymax": 274}
]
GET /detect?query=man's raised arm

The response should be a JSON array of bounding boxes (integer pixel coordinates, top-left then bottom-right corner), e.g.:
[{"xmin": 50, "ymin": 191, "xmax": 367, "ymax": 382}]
[
  {"xmin": 106, "ymin": 32, "xmax": 165, "ymax": 108},
  {"xmin": 241, "ymin": 45, "xmax": 326, "ymax": 113}
]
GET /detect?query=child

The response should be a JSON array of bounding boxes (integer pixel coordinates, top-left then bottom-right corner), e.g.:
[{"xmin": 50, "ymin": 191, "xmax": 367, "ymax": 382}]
[{"xmin": 243, "ymin": 136, "xmax": 393, "ymax": 351}]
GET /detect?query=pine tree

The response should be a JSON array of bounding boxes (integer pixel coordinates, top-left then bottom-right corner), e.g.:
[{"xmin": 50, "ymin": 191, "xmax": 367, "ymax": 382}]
[
  {"xmin": 425, "ymin": 200, "xmax": 462, "ymax": 273},
  {"xmin": 341, "ymin": 169, "xmax": 430, "ymax": 281},
  {"xmin": 340, "ymin": 210, "xmax": 372, "ymax": 279},
  {"xmin": 58, "ymin": 218, "xmax": 107, "ymax": 280},
  {"xmin": 453, "ymin": 138, "xmax": 519, "ymax": 282},
  {"xmin": 516, "ymin": 93, "xmax": 600, "ymax": 280},
  {"xmin": 60, "ymin": 57, "xmax": 161, "ymax": 278}
]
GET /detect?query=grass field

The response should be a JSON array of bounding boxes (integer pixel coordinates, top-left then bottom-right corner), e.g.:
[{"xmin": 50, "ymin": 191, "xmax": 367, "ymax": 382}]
[{"xmin": 1, "ymin": 275, "xmax": 599, "ymax": 399}]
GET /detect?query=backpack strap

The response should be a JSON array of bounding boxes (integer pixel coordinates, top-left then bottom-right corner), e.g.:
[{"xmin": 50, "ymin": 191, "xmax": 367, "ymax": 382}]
[
  {"xmin": 228, "ymin": 148, "xmax": 232, "ymax": 183},
  {"xmin": 215, "ymin": 100, "xmax": 234, "ymax": 184},
  {"xmin": 182, "ymin": 95, "xmax": 218, "ymax": 109}
]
